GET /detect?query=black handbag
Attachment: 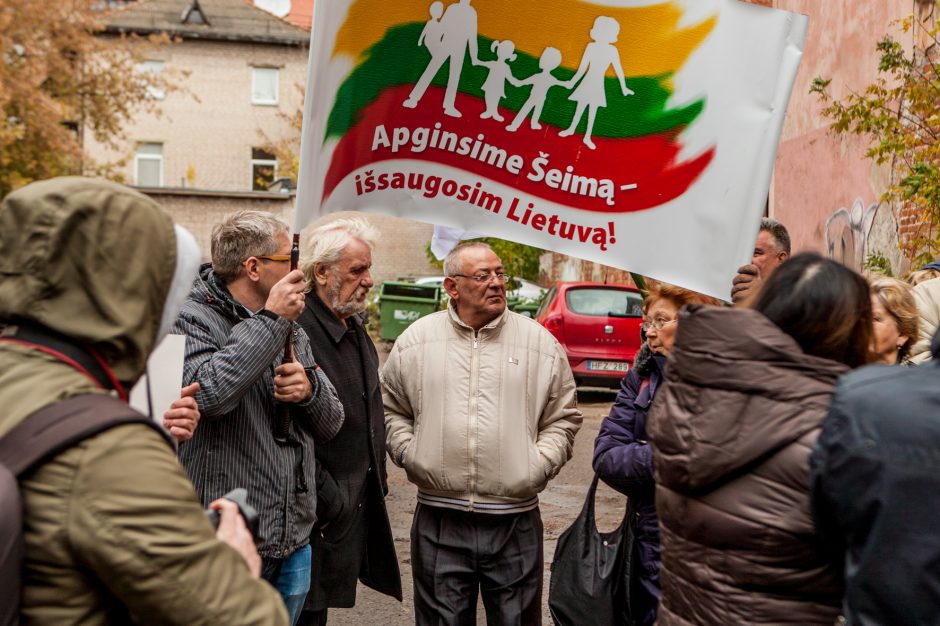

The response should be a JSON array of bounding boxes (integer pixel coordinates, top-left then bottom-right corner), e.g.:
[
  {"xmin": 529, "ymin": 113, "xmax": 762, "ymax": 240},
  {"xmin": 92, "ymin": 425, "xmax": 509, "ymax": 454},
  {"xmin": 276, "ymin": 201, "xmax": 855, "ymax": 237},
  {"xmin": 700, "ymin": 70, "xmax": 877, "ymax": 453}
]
[{"xmin": 549, "ymin": 474, "xmax": 634, "ymax": 626}]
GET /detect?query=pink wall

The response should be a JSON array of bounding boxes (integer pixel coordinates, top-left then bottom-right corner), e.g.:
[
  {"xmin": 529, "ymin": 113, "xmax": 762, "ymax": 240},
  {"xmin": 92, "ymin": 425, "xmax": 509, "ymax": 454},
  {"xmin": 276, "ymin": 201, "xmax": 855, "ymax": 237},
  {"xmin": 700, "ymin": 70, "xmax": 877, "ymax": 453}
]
[{"xmin": 771, "ymin": 1, "xmax": 914, "ymax": 260}]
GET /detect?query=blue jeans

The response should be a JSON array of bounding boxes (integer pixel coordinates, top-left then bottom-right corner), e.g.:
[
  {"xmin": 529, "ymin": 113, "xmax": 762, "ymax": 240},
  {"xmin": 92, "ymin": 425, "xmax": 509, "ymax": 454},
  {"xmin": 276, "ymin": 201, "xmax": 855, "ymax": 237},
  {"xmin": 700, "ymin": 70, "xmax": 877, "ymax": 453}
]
[{"xmin": 262, "ymin": 544, "xmax": 312, "ymax": 625}]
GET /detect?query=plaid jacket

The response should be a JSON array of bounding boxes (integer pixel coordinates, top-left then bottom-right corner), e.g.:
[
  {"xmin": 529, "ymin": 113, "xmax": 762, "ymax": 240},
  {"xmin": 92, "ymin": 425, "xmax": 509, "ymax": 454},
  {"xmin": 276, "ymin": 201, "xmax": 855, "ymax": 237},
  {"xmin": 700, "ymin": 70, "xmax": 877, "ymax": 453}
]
[{"xmin": 174, "ymin": 265, "xmax": 344, "ymax": 558}]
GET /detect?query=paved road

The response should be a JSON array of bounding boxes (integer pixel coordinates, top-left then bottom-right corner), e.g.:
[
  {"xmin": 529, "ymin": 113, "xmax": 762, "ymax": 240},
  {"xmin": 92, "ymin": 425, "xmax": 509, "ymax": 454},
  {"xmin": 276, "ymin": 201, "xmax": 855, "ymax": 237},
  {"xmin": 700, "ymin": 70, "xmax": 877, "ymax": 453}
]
[{"xmin": 327, "ymin": 389, "xmax": 624, "ymax": 625}]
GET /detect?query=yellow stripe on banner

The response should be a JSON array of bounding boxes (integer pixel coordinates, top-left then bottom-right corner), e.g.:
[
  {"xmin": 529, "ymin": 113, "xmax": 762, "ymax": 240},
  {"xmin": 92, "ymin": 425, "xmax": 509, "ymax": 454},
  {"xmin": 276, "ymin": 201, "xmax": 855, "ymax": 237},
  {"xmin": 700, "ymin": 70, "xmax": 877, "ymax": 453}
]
[{"xmin": 333, "ymin": 0, "xmax": 716, "ymax": 78}]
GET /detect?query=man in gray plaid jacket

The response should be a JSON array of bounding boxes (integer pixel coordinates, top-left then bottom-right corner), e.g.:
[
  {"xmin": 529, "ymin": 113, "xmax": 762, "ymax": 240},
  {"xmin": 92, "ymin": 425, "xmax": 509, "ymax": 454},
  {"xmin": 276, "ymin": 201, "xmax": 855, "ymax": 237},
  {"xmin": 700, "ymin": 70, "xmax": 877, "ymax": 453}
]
[{"xmin": 174, "ymin": 210, "xmax": 345, "ymax": 625}]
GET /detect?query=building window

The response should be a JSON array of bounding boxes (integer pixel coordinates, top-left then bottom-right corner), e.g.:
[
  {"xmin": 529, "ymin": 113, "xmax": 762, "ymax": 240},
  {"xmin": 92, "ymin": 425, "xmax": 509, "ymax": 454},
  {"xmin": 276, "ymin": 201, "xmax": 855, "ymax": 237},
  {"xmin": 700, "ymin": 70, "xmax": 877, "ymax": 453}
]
[
  {"xmin": 251, "ymin": 67, "xmax": 279, "ymax": 105},
  {"xmin": 138, "ymin": 60, "xmax": 165, "ymax": 100},
  {"xmin": 135, "ymin": 143, "xmax": 163, "ymax": 187},
  {"xmin": 181, "ymin": 0, "xmax": 209, "ymax": 25},
  {"xmin": 251, "ymin": 148, "xmax": 277, "ymax": 190}
]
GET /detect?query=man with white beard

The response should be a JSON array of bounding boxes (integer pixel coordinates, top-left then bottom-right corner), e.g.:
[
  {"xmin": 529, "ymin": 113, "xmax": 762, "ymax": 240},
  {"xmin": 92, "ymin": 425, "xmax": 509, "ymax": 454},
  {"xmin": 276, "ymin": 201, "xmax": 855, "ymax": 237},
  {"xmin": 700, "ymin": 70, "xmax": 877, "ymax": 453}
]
[{"xmin": 295, "ymin": 218, "xmax": 402, "ymax": 625}]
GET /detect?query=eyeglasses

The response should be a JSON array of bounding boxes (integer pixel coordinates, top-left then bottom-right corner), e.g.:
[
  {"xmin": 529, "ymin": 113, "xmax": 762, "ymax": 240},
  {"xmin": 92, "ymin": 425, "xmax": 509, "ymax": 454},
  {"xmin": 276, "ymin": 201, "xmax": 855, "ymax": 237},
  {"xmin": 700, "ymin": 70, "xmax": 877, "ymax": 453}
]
[
  {"xmin": 256, "ymin": 254, "xmax": 291, "ymax": 263},
  {"xmin": 641, "ymin": 318, "xmax": 677, "ymax": 332},
  {"xmin": 452, "ymin": 272, "xmax": 510, "ymax": 284}
]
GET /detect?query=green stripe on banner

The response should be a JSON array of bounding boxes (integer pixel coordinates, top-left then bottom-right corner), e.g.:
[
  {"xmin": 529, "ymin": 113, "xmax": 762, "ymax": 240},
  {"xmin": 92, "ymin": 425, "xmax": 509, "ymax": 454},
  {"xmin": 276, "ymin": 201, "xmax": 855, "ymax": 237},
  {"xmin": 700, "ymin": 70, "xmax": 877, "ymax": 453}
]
[{"xmin": 326, "ymin": 22, "xmax": 705, "ymax": 142}]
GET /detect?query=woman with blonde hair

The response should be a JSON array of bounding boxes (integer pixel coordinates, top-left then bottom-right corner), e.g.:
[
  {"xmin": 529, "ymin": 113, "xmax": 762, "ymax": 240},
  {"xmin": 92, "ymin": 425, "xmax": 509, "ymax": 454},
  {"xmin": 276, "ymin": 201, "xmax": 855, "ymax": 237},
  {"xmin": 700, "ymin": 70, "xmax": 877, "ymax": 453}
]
[
  {"xmin": 869, "ymin": 277, "xmax": 918, "ymax": 365},
  {"xmin": 592, "ymin": 281, "xmax": 722, "ymax": 625}
]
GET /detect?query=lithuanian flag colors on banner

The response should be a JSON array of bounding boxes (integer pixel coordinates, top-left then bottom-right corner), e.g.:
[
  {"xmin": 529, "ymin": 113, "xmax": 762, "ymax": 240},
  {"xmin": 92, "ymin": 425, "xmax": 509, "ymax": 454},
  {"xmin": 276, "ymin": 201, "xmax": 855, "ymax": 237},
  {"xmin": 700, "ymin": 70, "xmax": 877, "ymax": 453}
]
[{"xmin": 295, "ymin": 0, "xmax": 808, "ymax": 297}]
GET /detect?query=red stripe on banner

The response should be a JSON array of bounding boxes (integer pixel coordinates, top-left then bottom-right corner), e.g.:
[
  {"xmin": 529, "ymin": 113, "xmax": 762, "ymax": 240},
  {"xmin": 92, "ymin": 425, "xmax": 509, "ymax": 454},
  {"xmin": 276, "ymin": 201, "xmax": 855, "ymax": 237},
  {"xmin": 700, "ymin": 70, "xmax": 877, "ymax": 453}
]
[{"xmin": 323, "ymin": 85, "xmax": 714, "ymax": 214}]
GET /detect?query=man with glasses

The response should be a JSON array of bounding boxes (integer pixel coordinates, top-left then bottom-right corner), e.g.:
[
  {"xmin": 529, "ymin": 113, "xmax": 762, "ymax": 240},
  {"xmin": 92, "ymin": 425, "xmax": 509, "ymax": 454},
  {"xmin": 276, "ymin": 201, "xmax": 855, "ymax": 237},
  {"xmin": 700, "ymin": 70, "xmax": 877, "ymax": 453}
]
[
  {"xmin": 383, "ymin": 242, "xmax": 582, "ymax": 625},
  {"xmin": 173, "ymin": 210, "xmax": 345, "ymax": 624}
]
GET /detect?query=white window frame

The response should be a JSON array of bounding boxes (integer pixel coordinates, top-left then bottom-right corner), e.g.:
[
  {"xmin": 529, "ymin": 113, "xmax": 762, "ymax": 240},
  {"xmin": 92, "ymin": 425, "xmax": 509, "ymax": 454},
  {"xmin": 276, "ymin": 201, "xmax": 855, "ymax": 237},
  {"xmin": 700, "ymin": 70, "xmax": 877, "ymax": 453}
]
[
  {"xmin": 134, "ymin": 143, "xmax": 164, "ymax": 187},
  {"xmin": 250, "ymin": 150, "xmax": 278, "ymax": 191},
  {"xmin": 251, "ymin": 67, "xmax": 279, "ymax": 106}
]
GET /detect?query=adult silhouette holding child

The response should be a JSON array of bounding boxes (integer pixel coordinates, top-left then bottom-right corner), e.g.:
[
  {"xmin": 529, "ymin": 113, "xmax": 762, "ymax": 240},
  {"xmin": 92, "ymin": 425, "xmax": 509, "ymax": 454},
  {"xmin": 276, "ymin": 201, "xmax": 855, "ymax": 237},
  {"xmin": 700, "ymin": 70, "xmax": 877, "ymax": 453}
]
[
  {"xmin": 560, "ymin": 16, "xmax": 634, "ymax": 149},
  {"xmin": 404, "ymin": 0, "xmax": 480, "ymax": 118},
  {"xmin": 417, "ymin": 2, "xmax": 445, "ymax": 59}
]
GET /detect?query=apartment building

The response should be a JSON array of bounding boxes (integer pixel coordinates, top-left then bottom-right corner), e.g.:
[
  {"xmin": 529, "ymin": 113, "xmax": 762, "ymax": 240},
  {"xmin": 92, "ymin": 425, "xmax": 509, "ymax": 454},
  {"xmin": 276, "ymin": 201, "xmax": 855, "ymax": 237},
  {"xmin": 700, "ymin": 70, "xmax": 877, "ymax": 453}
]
[{"xmin": 87, "ymin": 0, "xmax": 438, "ymax": 281}]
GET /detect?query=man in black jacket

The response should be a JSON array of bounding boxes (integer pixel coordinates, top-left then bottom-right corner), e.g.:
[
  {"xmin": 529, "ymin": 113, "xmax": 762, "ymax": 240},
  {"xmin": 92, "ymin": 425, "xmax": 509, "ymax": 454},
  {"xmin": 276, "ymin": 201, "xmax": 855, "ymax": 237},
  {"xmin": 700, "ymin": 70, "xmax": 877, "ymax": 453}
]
[
  {"xmin": 296, "ymin": 217, "xmax": 402, "ymax": 625},
  {"xmin": 810, "ymin": 330, "xmax": 940, "ymax": 624}
]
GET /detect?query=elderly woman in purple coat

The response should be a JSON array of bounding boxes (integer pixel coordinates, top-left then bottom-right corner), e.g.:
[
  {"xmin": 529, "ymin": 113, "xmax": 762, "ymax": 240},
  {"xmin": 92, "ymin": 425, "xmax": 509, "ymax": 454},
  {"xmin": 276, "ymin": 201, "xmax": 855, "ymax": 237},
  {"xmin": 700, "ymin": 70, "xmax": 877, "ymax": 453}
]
[{"xmin": 593, "ymin": 283, "xmax": 721, "ymax": 626}]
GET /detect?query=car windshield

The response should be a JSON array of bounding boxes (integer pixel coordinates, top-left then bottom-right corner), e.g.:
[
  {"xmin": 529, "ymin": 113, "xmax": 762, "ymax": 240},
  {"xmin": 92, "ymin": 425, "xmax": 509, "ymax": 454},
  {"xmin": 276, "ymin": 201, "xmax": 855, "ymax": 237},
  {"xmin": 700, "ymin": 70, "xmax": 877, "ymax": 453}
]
[{"xmin": 566, "ymin": 288, "xmax": 643, "ymax": 317}]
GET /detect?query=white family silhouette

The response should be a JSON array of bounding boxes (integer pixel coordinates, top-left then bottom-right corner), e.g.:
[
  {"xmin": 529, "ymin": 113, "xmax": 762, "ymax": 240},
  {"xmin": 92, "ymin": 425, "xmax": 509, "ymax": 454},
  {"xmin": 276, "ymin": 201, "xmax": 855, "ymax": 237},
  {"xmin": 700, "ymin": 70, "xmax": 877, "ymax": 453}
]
[{"xmin": 404, "ymin": 0, "xmax": 634, "ymax": 150}]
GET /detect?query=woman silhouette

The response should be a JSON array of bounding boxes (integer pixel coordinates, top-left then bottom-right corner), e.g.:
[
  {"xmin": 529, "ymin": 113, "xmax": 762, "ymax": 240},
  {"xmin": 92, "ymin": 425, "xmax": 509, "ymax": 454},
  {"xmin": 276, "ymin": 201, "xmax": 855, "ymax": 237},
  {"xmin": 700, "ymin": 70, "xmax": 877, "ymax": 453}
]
[{"xmin": 559, "ymin": 16, "xmax": 633, "ymax": 150}]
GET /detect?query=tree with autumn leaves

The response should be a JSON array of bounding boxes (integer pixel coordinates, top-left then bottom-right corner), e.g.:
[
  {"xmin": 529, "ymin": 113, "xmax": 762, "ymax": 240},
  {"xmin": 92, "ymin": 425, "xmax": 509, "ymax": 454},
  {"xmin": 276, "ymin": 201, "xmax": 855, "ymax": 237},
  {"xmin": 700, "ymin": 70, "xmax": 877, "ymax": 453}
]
[
  {"xmin": 812, "ymin": 2, "xmax": 940, "ymax": 266},
  {"xmin": 0, "ymin": 0, "xmax": 169, "ymax": 197}
]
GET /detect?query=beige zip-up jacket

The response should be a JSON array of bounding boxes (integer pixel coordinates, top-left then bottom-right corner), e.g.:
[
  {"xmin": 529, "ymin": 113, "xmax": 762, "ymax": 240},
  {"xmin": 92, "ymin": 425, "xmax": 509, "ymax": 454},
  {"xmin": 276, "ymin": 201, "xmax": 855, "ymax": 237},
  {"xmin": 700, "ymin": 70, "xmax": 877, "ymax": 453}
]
[
  {"xmin": 382, "ymin": 305, "xmax": 581, "ymax": 513},
  {"xmin": 910, "ymin": 277, "xmax": 940, "ymax": 365}
]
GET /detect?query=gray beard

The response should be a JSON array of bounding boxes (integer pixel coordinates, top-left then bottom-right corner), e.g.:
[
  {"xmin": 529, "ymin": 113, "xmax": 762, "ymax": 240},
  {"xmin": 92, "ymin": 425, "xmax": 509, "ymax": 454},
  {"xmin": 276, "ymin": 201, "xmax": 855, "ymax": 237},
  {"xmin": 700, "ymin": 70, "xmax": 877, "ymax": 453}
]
[{"xmin": 329, "ymin": 279, "xmax": 368, "ymax": 318}]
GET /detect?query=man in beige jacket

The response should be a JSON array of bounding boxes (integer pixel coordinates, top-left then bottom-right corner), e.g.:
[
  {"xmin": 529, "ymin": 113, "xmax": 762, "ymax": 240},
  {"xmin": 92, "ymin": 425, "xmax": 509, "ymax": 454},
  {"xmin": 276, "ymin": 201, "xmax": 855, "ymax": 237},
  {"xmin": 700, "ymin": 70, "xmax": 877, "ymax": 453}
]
[{"xmin": 382, "ymin": 242, "xmax": 582, "ymax": 625}]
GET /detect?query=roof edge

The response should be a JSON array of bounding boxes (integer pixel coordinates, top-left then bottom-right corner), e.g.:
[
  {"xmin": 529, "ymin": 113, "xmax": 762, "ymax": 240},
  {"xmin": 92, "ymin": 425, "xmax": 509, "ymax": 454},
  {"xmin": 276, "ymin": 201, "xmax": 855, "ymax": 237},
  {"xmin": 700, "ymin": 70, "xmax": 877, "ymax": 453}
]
[
  {"xmin": 136, "ymin": 186, "xmax": 296, "ymax": 200},
  {"xmin": 103, "ymin": 24, "xmax": 308, "ymax": 46}
]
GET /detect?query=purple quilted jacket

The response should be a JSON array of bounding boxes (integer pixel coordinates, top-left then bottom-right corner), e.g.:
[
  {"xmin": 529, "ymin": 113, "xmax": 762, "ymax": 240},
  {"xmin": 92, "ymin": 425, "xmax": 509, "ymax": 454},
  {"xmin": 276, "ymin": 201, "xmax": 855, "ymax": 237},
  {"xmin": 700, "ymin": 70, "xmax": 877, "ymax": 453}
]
[{"xmin": 592, "ymin": 352, "xmax": 666, "ymax": 626}]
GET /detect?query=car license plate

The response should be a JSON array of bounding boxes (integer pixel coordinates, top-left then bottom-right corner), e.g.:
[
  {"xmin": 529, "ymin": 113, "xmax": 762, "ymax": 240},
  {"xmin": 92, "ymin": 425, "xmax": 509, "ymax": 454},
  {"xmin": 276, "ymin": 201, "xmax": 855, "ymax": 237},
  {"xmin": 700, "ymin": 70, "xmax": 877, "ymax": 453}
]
[{"xmin": 587, "ymin": 360, "xmax": 629, "ymax": 372}]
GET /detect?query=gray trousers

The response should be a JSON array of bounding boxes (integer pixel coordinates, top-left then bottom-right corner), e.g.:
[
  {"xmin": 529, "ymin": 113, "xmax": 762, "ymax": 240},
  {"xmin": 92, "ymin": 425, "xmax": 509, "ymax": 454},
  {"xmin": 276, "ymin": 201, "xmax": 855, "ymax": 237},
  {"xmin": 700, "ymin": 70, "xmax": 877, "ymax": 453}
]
[{"xmin": 411, "ymin": 503, "xmax": 543, "ymax": 626}]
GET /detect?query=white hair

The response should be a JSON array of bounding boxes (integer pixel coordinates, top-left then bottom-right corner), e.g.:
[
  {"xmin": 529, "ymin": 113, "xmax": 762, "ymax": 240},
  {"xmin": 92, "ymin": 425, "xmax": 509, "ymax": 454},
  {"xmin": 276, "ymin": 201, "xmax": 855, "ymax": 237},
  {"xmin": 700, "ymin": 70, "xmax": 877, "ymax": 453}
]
[{"xmin": 300, "ymin": 216, "xmax": 378, "ymax": 284}]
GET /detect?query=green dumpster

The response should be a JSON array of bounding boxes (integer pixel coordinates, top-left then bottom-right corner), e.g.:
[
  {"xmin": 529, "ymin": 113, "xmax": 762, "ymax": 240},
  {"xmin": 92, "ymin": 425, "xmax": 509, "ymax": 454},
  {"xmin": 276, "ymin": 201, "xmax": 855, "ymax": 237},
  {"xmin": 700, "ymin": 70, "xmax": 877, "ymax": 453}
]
[
  {"xmin": 511, "ymin": 300, "xmax": 541, "ymax": 318},
  {"xmin": 378, "ymin": 282, "xmax": 442, "ymax": 341}
]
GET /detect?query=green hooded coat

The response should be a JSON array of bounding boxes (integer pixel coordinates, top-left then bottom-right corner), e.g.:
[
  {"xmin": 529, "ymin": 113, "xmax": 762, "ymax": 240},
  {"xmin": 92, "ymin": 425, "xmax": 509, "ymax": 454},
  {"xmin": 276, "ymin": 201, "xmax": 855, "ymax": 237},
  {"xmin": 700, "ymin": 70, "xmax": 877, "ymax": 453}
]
[{"xmin": 0, "ymin": 177, "xmax": 288, "ymax": 625}]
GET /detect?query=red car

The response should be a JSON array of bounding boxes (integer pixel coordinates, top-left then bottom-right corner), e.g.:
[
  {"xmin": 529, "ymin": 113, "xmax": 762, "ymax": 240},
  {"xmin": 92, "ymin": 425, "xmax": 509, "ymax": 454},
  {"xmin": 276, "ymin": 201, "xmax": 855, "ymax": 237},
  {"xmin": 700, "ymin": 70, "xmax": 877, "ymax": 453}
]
[{"xmin": 535, "ymin": 281, "xmax": 644, "ymax": 388}]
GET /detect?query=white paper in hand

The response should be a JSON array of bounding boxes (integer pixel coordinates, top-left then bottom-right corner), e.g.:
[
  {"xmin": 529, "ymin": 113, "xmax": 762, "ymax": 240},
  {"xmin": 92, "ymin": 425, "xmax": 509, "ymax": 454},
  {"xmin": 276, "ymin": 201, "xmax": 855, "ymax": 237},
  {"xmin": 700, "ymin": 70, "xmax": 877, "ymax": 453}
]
[{"xmin": 130, "ymin": 334, "xmax": 187, "ymax": 421}]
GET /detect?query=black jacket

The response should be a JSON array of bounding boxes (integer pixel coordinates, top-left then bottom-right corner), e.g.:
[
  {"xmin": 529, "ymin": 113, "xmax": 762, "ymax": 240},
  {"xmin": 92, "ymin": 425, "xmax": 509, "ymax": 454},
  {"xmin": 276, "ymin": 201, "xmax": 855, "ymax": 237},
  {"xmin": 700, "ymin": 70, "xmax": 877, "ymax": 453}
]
[
  {"xmin": 297, "ymin": 292, "xmax": 402, "ymax": 610},
  {"xmin": 811, "ymin": 333, "xmax": 940, "ymax": 625}
]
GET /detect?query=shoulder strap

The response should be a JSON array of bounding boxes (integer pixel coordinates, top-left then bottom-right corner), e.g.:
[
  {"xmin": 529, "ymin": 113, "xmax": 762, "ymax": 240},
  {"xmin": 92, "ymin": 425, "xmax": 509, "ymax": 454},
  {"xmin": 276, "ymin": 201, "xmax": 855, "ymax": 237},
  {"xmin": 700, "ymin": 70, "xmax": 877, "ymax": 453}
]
[
  {"xmin": 0, "ymin": 394, "xmax": 173, "ymax": 477},
  {"xmin": 0, "ymin": 324, "xmax": 126, "ymax": 400}
]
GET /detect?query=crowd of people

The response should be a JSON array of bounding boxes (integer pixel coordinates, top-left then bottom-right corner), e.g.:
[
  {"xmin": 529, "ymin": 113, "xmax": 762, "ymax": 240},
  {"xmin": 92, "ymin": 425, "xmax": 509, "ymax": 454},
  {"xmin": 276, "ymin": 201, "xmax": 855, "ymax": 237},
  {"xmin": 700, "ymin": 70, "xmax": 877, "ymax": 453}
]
[
  {"xmin": 595, "ymin": 218, "xmax": 940, "ymax": 625},
  {"xmin": 2, "ymin": 178, "xmax": 940, "ymax": 626}
]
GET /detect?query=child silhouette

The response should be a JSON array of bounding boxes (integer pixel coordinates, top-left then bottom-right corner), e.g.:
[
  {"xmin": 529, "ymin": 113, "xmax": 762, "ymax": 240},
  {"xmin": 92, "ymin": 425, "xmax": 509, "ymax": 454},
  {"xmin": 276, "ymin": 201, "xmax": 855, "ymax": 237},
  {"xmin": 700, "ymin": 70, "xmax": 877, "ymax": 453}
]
[
  {"xmin": 479, "ymin": 40, "xmax": 520, "ymax": 122},
  {"xmin": 417, "ymin": 1, "xmax": 445, "ymax": 60},
  {"xmin": 559, "ymin": 16, "xmax": 633, "ymax": 149},
  {"xmin": 507, "ymin": 47, "xmax": 564, "ymax": 132}
]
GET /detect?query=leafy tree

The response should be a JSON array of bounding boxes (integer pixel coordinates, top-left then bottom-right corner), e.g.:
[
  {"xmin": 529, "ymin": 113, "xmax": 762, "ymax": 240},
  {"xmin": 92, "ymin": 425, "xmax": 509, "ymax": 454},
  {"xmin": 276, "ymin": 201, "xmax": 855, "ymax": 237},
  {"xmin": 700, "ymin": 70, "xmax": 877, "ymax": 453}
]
[
  {"xmin": 0, "ymin": 0, "xmax": 170, "ymax": 197},
  {"xmin": 811, "ymin": 3, "xmax": 940, "ymax": 266},
  {"xmin": 424, "ymin": 238, "xmax": 545, "ymax": 283}
]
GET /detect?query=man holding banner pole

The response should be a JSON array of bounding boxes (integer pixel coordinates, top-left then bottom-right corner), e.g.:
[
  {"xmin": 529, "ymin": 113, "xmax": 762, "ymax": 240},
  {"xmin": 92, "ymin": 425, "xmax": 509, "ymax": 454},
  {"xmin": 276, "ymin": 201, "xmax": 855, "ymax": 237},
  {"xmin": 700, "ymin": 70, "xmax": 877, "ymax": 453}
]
[
  {"xmin": 174, "ymin": 211, "xmax": 345, "ymax": 624},
  {"xmin": 382, "ymin": 241, "xmax": 582, "ymax": 624}
]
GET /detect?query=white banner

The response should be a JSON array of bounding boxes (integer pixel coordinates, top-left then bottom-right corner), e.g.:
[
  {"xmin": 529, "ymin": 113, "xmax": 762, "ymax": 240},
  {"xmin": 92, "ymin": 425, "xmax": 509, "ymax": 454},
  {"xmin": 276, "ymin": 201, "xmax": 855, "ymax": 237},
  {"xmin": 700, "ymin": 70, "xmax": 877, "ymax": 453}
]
[{"xmin": 294, "ymin": 0, "xmax": 808, "ymax": 297}]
